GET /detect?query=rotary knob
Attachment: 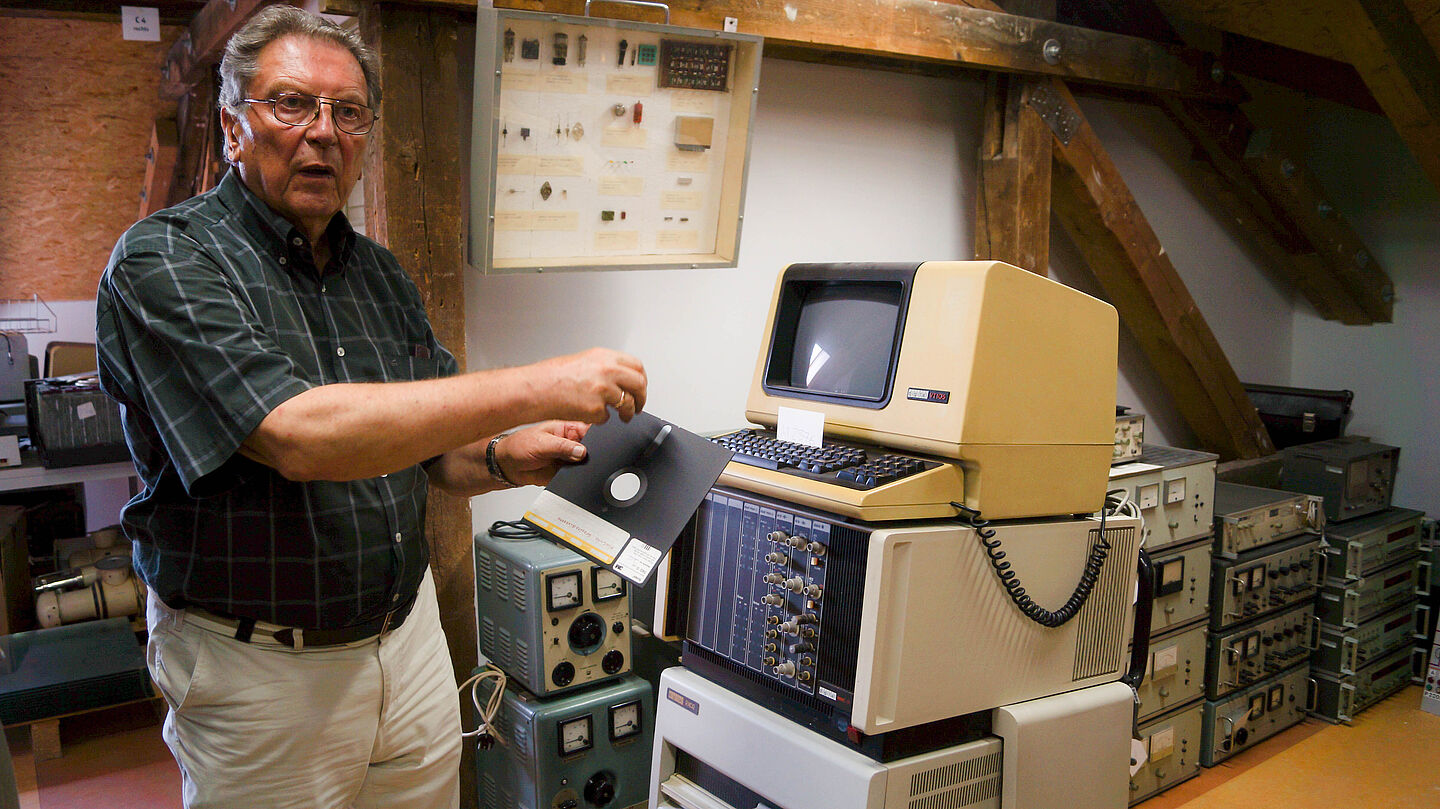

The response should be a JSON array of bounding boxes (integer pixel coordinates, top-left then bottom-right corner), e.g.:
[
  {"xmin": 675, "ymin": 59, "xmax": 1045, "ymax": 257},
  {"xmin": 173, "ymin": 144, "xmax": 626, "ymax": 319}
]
[{"xmin": 584, "ymin": 772, "xmax": 617, "ymax": 808}]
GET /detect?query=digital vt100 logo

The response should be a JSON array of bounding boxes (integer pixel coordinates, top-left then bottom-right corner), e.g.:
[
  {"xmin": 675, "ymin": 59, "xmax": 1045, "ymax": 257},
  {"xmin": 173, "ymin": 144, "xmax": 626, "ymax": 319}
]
[{"xmin": 906, "ymin": 387, "xmax": 950, "ymax": 404}]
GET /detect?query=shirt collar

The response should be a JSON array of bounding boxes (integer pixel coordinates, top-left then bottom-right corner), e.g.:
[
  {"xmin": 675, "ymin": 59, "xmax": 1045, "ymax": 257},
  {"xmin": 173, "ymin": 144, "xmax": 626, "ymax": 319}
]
[{"xmin": 215, "ymin": 168, "xmax": 357, "ymax": 275}]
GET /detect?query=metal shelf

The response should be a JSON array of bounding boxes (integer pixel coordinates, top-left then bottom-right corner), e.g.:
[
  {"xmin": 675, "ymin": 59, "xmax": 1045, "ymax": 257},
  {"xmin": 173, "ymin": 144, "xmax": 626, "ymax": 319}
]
[
  {"xmin": 0, "ymin": 296, "xmax": 58, "ymax": 335},
  {"xmin": 0, "ymin": 455, "xmax": 136, "ymax": 493}
]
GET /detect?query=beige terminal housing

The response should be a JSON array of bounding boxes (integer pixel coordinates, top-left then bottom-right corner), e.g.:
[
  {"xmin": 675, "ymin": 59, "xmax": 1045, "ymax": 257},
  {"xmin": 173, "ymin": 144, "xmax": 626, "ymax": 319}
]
[{"xmin": 730, "ymin": 260, "xmax": 1119, "ymax": 521}]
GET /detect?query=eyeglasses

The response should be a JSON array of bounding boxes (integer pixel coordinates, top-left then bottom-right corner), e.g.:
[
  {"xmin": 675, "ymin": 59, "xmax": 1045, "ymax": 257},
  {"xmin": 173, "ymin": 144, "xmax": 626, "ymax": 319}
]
[{"xmin": 241, "ymin": 92, "xmax": 378, "ymax": 135}]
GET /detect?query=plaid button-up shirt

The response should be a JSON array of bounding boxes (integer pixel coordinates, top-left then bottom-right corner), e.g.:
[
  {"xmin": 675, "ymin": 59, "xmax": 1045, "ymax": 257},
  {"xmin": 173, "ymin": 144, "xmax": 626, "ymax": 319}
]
[{"xmin": 97, "ymin": 169, "xmax": 457, "ymax": 629}]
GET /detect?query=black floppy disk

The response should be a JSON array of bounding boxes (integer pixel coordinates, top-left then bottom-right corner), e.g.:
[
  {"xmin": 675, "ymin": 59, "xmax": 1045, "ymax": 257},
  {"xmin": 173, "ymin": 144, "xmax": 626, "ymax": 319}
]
[{"xmin": 523, "ymin": 411, "xmax": 732, "ymax": 585}]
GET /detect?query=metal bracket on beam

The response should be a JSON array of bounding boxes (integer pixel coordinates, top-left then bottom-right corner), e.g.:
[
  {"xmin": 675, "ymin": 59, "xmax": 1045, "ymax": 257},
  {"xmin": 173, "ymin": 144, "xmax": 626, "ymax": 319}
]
[{"xmin": 1027, "ymin": 82, "xmax": 1080, "ymax": 145}]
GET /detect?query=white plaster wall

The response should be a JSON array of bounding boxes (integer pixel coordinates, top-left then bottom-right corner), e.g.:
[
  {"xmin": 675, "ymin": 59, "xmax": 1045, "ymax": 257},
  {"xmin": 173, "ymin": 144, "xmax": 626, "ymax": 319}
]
[
  {"xmin": 465, "ymin": 58, "xmax": 1294, "ymax": 532},
  {"xmin": 467, "ymin": 59, "xmax": 980, "ymax": 527},
  {"xmin": 1289, "ymin": 103, "xmax": 1440, "ymax": 515}
]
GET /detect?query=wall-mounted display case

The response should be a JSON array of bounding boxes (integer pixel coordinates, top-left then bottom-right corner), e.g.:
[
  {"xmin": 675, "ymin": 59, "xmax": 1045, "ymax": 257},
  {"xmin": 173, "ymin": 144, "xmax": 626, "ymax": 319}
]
[{"xmin": 470, "ymin": 8, "xmax": 763, "ymax": 273}]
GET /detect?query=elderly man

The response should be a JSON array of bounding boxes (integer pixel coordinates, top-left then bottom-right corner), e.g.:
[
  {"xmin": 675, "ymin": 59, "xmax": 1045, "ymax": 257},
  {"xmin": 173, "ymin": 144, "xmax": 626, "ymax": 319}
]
[{"xmin": 96, "ymin": 7, "xmax": 645, "ymax": 808}]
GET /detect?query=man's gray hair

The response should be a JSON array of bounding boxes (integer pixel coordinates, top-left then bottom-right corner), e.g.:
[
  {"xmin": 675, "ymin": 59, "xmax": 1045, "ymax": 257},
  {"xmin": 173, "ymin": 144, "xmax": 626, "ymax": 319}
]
[{"xmin": 218, "ymin": 5, "xmax": 381, "ymax": 114}]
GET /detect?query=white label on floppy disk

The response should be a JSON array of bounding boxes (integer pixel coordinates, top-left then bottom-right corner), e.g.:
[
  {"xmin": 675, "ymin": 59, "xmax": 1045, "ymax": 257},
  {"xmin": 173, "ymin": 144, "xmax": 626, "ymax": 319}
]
[
  {"xmin": 777, "ymin": 406, "xmax": 824, "ymax": 448},
  {"xmin": 613, "ymin": 538, "xmax": 663, "ymax": 584},
  {"xmin": 524, "ymin": 489, "xmax": 630, "ymax": 564}
]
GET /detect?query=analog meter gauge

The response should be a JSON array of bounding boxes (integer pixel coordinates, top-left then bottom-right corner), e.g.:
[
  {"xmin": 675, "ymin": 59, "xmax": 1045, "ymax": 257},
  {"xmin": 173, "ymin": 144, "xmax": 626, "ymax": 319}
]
[
  {"xmin": 593, "ymin": 568, "xmax": 626, "ymax": 602},
  {"xmin": 608, "ymin": 699, "xmax": 642, "ymax": 741},
  {"xmin": 557, "ymin": 715, "xmax": 594, "ymax": 757},
  {"xmin": 547, "ymin": 570, "xmax": 583, "ymax": 611}
]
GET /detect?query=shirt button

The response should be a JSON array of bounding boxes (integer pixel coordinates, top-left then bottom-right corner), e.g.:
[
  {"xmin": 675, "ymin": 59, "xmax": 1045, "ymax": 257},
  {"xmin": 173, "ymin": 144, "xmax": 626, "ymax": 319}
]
[
  {"xmin": 392, "ymin": 593, "xmax": 401, "ymax": 602},
  {"xmin": 292, "ymin": 237, "xmax": 304, "ymax": 246},
  {"xmin": 394, "ymin": 532, "xmax": 402, "ymax": 543},
  {"xmin": 337, "ymin": 347, "xmax": 346, "ymax": 357},
  {"xmin": 278, "ymin": 256, "xmax": 287, "ymax": 265},
  {"xmin": 320, "ymin": 284, "xmax": 327, "ymax": 293}
]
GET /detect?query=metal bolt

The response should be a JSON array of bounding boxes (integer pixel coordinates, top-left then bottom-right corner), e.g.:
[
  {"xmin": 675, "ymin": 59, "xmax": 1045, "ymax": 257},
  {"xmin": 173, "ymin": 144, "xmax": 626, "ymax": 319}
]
[
  {"xmin": 1042, "ymin": 39, "xmax": 1062, "ymax": 65},
  {"xmin": 1210, "ymin": 63, "xmax": 1225, "ymax": 83},
  {"xmin": 1279, "ymin": 159, "xmax": 1297, "ymax": 178}
]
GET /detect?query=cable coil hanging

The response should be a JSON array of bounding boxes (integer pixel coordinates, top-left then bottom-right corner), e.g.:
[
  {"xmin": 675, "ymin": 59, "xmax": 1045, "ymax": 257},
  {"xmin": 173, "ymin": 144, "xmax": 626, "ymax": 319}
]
[{"xmin": 954, "ymin": 501, "xmax": 1110, "ymax": 629}]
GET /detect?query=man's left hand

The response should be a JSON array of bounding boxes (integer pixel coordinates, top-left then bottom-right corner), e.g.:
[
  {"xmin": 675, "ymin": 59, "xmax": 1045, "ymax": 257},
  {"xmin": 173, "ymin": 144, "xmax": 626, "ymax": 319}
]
[{"xmin": 493, "ymin": 421, "xmax": 589, "ymax": 487}]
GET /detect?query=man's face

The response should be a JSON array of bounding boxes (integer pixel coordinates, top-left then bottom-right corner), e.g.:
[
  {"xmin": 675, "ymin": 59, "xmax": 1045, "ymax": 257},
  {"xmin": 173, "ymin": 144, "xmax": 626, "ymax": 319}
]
[{"xmin": 220, "ymin": 36, "xmax": 370, "ymax": 238}]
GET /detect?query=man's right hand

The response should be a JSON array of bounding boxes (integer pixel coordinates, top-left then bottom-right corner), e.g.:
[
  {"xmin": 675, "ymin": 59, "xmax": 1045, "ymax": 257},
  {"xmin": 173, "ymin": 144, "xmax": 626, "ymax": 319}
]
[{"xmin": 529, "ymin": 347, "xmax": 647, "ymax": 424}]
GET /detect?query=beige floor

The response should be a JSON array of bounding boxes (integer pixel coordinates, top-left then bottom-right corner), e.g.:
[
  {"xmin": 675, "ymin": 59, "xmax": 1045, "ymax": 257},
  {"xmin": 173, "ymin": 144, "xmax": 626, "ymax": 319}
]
[{"xmin": 1139, "ymin": 685, "xmax": 1440, "ymax": 809}]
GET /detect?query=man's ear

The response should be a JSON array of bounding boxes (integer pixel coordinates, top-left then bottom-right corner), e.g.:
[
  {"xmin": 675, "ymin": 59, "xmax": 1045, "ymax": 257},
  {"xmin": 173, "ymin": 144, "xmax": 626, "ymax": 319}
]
[{"xmin": 219, "ymin": 107, "xmax": 244, "ymax": 164}]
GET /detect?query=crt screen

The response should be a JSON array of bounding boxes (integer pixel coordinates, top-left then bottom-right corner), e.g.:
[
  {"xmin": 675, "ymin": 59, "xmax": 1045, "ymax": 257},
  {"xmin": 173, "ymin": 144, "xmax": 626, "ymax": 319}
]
[{"xmin": 787, "ymin": 283, "xmax": 902, "ymax": 399}]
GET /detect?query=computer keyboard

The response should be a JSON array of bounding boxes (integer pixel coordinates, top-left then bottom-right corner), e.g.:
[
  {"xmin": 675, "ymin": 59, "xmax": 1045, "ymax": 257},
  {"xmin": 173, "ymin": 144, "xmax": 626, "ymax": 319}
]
[{"xmin": 710, "ymin": 429, "xmax": 939, "ymax": 490}]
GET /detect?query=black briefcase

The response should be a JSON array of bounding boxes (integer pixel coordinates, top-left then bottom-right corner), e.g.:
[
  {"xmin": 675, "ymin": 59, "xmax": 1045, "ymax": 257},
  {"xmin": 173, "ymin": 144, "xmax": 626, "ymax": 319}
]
[{"xmin": 1244, "ymin": 383, "xmax": 1353, "ymax": 450}]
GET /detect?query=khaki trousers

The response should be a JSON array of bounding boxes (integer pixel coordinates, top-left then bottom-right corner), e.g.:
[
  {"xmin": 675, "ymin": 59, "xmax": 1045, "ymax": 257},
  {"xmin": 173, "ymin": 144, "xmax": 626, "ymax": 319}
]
[{"xmin": 146, "ymin": 568, "xmax": 462, "ymax": 809}]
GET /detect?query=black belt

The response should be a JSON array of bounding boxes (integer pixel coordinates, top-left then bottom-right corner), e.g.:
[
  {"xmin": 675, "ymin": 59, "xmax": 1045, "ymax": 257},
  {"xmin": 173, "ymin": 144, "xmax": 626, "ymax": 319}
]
[{"xmin": 184, "ymin": 594, "xmax": 417, "ymax": 650}]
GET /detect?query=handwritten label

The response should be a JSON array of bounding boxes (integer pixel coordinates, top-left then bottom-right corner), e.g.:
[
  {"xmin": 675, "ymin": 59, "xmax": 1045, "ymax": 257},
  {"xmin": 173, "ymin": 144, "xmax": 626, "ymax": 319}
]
[
  {"xmin": 541, "ymin": 72, "xmax": 589, "ymax": 94},
  {"xmin": 602, "ymin": 127, "xmax": 648, "ymax": 149},
  {"xmin": 537, "ymin": 155, "xmax": 584, "ymax": 176},
  {"xmin": 496, "ymin": 154, "xmax": 537, "ymax": 175},
  {"xmin": 777, "ymin": 406, "xmax": 824, "ymax": 448},
  {"xmin": 494, "ymin": 211, "xmax": 533, "ymax": 231},
  {"xmin": 595, "ymin": 230, "xmax": 640, "ymax": 251},
  {"xmin": 500, "ymin": 72, "xmax": 540, "ymax": 93},
  {"xmin": 655, "ymin": 230, "xmax": 700, "ymax": 250},
  {"xmin": 605, "ymin": 74, "xmax": 653, "ymax": 96},
  {"xmin": 598, "ymin": 176, "xmax": 644, "ymax": 196},
  {"xmin": 532, "ymin": 211, "xmax": 579, "ymax": 231},
  {"xmin": 670, "ymin": 91, "xmax": 716, "ymax": 114},
  {"xmin": 666, "ymin": 151, "xmax": 708, "ymax": 172},
  {"xmin": 660, "ymin": 190, "xmax": 703, "ymax": 210}
]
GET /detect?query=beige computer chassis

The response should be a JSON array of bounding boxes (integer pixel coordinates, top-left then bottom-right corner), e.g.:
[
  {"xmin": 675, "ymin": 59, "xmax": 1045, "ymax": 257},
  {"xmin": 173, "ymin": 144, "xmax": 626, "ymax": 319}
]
[{"xmin": 849, "ymin": 515, "xmax": 1141, "ymax": 735}]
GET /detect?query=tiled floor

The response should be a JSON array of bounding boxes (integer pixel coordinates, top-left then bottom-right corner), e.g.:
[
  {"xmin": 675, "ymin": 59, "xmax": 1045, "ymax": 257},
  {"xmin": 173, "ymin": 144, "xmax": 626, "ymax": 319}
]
[
  {"xmin": 7, "ymin": 701, "xmax": 179, "ymax": 809},
  {"xmin": 7, "ymin": 687, "xmax": 1437, "ymax": 808}
]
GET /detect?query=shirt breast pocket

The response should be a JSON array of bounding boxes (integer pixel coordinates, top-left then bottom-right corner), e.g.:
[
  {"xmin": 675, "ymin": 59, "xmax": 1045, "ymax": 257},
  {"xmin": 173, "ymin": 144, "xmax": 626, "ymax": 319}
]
[
  {"xmin": 387, "ymin": 353, "xmax": 441, "ymax": 382},
  {"xmin": 344, "ymin": 346, "xmax": 441, "ymax": 383}
]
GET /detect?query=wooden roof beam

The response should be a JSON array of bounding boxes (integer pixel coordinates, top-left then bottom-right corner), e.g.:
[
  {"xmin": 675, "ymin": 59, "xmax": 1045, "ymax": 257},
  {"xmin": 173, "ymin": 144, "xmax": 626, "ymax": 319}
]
[
  {"xmin": 160, "ymin": 0, "xmax": 283, "ymax": 100},
  {"xmin": 1320, "ymin": 0, "xmax": 1440, "ymax": 196},
  {"xmin": 483, "ymin": 0, "xmax": 1240, "ymax": 100},
  {"xmin": 1041, "ymin": 79, "xmax": 1274, "ymax": 460},
  {"xmin": 974, "ymin": 74, "xmax": 1052, "ymax": 272},
  {"xmin": 1044, "ymin": 0, "xmax": 1394, "ymax": 322},
  {"xmin": 1162, "ymin": 101, "xmax": 1395, "ymax": 322}
]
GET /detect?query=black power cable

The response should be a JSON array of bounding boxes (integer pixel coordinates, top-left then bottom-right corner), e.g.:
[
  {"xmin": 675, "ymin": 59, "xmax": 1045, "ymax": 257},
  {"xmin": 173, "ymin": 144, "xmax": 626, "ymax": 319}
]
[
  {"xmin": 953, "ymin": 501, "xmax": 1110, "ymax": 629},
  {"xmin": 488, "ymin": 519, "xmax": 545, "ymax": 541}
]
